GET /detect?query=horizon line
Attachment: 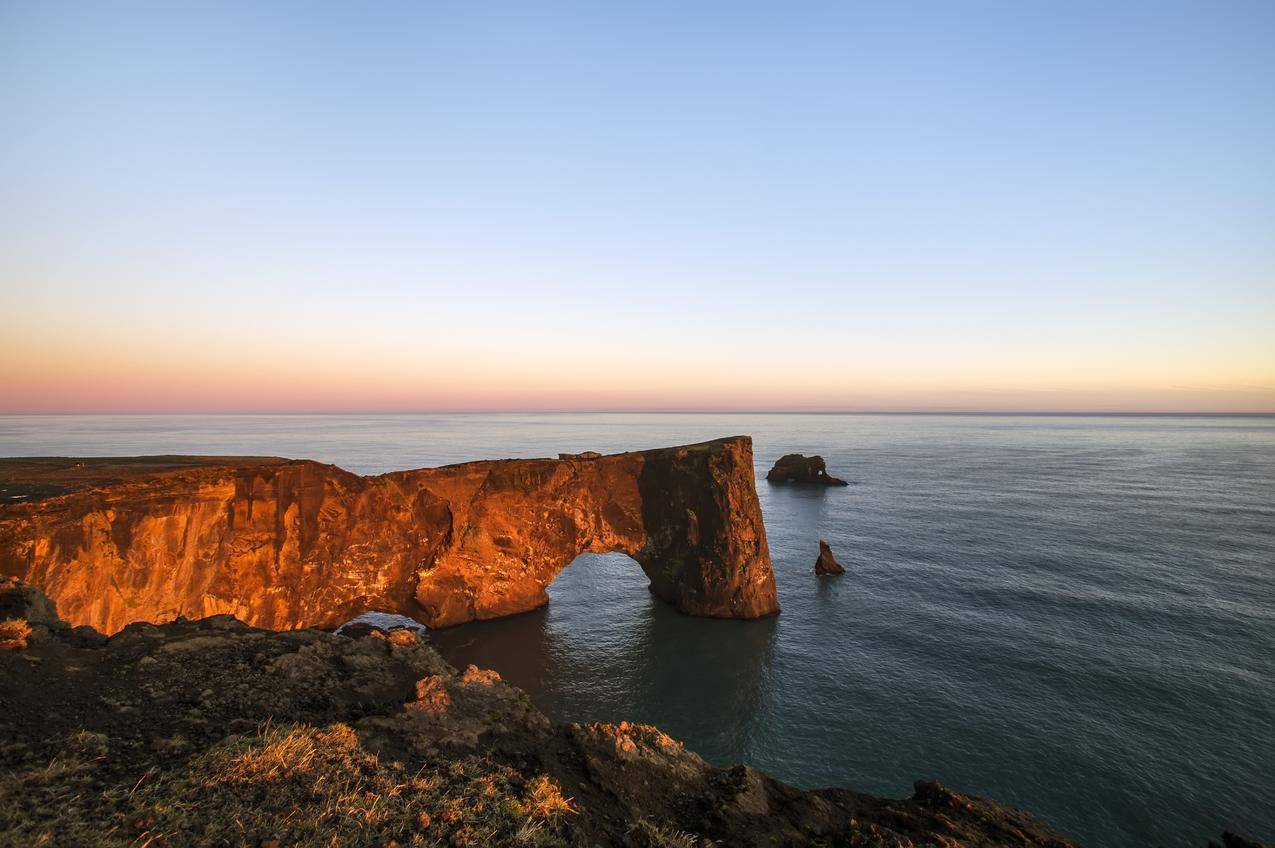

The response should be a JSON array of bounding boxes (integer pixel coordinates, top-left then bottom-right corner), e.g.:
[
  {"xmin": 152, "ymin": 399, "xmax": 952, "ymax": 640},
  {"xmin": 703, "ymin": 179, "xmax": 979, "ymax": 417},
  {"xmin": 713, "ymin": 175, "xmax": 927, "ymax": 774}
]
[{"xmin": 2, "ymin": 410, "xmax": 1274, "ymax": 417}]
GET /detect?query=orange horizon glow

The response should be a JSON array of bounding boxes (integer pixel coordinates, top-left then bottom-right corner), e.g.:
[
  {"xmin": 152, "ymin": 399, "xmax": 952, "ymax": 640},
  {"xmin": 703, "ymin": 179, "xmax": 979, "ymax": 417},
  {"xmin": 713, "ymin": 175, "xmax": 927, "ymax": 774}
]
[{"xmin": 4, "ymin": 326, "xmax": 1272, "ymax": 415}]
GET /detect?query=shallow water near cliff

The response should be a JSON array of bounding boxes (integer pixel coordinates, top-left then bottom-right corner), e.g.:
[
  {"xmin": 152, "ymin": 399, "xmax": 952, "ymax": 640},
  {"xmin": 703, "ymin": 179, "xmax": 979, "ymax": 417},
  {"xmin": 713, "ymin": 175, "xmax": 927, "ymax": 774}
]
[{"xmin": 2, "ymin": 413, "xmax": 1273, "ymax": 847}]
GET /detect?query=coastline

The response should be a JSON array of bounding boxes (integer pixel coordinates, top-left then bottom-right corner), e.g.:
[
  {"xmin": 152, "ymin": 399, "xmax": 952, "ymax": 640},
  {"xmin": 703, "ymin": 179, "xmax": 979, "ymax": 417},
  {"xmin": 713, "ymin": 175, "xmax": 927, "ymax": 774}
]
[
  {"xmin": 1, "ymin": 578, "xmax": 1084, "ymax": 847},
  {"xmin": 1, "ymin": 417, "xmax": 1271, "ymax": 846}
]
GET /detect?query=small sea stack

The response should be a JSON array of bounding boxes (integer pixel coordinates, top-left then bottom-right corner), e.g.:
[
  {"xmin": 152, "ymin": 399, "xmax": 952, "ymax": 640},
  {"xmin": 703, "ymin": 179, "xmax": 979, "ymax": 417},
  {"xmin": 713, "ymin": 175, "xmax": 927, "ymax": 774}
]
[
  {"xmin": 815, "ymin": 540, "xmax": 845, "ymax": 575},
  {"xmin": 766, "ymin": 454, "xmax": 849, "ymax": 486}
]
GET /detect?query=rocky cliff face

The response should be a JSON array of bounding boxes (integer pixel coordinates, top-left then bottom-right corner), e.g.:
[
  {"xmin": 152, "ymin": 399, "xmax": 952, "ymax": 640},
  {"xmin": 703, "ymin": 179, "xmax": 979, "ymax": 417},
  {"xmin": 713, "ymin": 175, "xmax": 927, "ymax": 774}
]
[{"xmin": 0, "ymin": 437, "xmax": 778, "ymax": 633}]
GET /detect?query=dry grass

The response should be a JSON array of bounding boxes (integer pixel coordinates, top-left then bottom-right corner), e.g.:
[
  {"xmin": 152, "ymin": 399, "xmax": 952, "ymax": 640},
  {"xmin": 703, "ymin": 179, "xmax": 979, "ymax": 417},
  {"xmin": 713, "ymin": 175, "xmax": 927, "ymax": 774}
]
[
  {"xmin": 129, "ymin": 722, "xmax": 573, "ymax": 847},
  {"xmin": 211, "ymin": 721, "xmax": 329, "ymax": 782},
  {"xmin": 522, "ymin": 774, "xmax": 577, "ymax": 821},
  {"xmin": 626, "ymin": 818, "xmax": 703, "ymax": 848},
  {"xmin": 1, "ymin": 722, "xmax": 577, "ymax": 847},
  {"xmin": 0, "ymin": 731, "xmax": 111, "ymax": 847},
  {"xmin": 0, "ymin": 618, "xmax": 32, "ymax": 651}
]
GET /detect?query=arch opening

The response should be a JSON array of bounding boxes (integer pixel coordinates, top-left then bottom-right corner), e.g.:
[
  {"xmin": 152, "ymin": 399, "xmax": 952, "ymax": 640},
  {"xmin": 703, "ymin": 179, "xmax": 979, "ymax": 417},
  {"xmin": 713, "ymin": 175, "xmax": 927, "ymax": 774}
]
[
  {"xmin": 335, "ymin": 610, "xmax": 429, "ymax": 636},
  {"xmin": 545, "ymin": 550, "xmax": 657, "ymax": 616}
]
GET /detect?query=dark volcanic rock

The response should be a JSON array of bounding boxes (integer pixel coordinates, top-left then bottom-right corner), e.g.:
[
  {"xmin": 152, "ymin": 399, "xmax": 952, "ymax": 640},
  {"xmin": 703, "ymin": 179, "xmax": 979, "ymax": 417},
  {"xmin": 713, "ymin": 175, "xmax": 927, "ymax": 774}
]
[
  {"xmin": 0, "ymin": 437, "xmax": 778, "ymax": 633},
  {"xmin": 335, "ymin": 621, "xmax": 421, "ymax": 640},
  {"xmin": 1209, "ymin": 834, "xmax": 1271, "ymax": 848},
  {"xmin": 814, "ymin": 539, "xmax": 845, "ymax": 575},
  {"xmin": 0, "ymin": 581, "xmax": 1084, "ymax": 848},
  {"xmin": 766, "ymin": 453, "xmax": 848, "ymax": 486},
  {"xmin": 0, "ymin": 575, "xmax": 60, "ymax": 626}
]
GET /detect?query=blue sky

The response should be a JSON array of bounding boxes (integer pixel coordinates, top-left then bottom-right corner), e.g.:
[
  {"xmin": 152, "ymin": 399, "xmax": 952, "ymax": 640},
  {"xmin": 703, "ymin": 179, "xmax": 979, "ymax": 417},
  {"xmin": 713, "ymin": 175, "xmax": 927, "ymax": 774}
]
[{"xmin": 2, "ymin": 1, "xmax": 1273, "ymax": 411}]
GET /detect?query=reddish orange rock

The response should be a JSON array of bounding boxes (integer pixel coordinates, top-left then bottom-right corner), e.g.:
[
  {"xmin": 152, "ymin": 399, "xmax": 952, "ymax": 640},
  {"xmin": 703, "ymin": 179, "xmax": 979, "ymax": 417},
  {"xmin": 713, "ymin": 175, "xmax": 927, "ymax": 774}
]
[
  {"xmin": 814, "ymin": 539, "xmax": 846, "ymax": 575},
  {"xmin": 0, "ymin": 437, "xmax": 778, "ymax": 633},
  {"xmin": 460, "ymin": 665, "xmax": 501, "ymax": 686},
  {"xmin": 409, "ymin": 675, "xmax": 452, "ymax": 715}
]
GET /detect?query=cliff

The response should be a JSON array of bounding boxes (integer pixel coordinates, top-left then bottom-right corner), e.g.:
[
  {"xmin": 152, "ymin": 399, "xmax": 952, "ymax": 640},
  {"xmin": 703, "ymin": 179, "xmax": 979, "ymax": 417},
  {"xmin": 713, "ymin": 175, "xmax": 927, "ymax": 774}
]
[
  {"xmin": 0, "ymin": 579, "xmax": 1082, "ymax": 848},
  {"xmin": 0, "ymin": 437, "xmax": 778, "ymax": 633}
]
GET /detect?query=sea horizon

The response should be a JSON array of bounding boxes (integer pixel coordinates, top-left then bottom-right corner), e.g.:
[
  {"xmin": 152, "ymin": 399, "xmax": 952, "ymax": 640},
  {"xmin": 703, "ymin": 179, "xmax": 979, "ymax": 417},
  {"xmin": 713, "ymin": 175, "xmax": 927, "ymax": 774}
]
[{"xmin": 3, "ymin": 410, "xmax": 1274, "ymax": 418}]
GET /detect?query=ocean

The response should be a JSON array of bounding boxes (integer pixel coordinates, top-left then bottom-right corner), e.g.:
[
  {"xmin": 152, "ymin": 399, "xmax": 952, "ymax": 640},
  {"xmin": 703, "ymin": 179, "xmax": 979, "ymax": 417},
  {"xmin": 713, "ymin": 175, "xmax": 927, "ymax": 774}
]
[{"xmin": 2, "ymin": 413, "xmax": 1271, "ymax": 847}]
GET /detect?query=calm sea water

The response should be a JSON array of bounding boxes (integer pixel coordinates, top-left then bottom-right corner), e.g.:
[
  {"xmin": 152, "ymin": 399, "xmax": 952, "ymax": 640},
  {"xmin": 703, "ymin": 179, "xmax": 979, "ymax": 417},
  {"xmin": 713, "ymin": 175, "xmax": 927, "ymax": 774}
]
[{"xmin": 2, "ymin": 413, "xmax": 1272, "ymax": 847}]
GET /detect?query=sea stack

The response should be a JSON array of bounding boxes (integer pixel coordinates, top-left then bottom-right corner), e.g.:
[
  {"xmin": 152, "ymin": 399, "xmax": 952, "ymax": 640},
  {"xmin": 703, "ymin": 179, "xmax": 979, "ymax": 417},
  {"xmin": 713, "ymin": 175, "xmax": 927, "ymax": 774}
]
[
  {"xmin": 766, "ymin": 454, "xmax": 849, "ymax": 486},
  {"xmin": 815, "ymin": 540, "xmax": 845, "ymax": 575}
]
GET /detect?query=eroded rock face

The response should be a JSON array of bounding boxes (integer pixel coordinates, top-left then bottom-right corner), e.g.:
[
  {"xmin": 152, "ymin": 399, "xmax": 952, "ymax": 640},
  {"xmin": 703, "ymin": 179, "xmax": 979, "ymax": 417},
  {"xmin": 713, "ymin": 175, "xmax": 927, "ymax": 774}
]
[
  {"xmin": 0, "ymin": 437, "xmax": 778, "ymax": 633},
  {"xmin": 765, "ymin": 453, "xmax": 848, "ymax": 486}
]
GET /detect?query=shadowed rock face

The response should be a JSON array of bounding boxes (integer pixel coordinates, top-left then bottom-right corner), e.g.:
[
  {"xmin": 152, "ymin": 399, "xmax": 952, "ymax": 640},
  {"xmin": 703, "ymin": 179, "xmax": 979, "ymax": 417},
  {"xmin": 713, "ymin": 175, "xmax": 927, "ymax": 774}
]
[{"xmin": 0, "ymin": 437, "xmax": 778, "ymax": 633}]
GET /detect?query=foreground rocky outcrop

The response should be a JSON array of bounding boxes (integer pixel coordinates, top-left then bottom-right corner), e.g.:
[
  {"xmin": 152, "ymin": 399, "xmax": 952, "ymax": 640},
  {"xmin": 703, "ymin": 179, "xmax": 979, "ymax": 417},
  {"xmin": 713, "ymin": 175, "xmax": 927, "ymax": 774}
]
[
  {"xmin": 766, "ymin": 454, "xmax": 848, "ymax": 486},
  {"xmin": 0, "ymin": 580, "xmax": 1086, "ymax": 848},
  {"xmin": 815, "ymin": 540, "xmax": 845, "ymax": 575},
  {"xmin": 0, "ymin": 437, "xmax": 777, "ymax": 633}
]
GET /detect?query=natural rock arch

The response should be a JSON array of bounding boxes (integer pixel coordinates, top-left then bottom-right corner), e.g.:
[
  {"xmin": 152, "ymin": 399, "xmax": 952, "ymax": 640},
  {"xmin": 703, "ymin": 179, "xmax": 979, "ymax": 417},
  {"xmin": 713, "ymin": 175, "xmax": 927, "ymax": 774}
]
[{"xmin": 0, "ymin": 437, "xmax": 779, "ymax": 633}]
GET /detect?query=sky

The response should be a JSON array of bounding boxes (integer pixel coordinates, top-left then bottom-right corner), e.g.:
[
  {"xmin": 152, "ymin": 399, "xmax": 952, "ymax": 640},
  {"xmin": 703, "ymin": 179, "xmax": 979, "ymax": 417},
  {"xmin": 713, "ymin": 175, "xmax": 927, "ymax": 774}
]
[{"xmin": 1, "ymin": 1, "xmax": 1273, "ymax": 413}]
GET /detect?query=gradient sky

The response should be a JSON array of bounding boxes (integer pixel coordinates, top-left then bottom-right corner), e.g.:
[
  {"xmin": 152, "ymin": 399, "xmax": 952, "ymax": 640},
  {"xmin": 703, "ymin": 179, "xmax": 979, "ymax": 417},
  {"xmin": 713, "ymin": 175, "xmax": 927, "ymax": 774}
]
[{"xmin": 2, "ymin": 1, "xmax": 1273, "ymax": 413}]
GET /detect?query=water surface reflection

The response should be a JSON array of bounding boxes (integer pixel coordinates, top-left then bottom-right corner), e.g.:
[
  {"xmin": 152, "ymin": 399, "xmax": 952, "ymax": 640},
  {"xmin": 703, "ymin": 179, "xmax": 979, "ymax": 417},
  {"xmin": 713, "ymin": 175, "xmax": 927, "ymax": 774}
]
[{"xmin": 430, "ymin": 552, "xmax": 779, "ymax": 766}]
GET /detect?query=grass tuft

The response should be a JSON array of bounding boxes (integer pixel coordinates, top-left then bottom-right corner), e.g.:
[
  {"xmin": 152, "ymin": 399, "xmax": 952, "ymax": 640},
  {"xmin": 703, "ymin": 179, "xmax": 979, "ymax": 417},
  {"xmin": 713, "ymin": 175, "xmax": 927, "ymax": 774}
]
[
  {"xmin": 522, "ymin": 774, "xmax": 577, "ymax": 821},
  {"xmin": 626, "ymin": 818, "xmax": 703, "ymax": 848}
]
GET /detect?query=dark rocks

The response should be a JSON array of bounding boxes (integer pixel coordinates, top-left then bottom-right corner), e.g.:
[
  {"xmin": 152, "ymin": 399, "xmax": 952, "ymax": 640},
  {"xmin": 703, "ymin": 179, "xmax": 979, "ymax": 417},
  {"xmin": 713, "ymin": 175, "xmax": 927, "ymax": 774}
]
[
  {"xmin": 765, "ymin": 454, "xmax": 848, "ymax": 486},
  {"xmin": 0, "ymin": 574, "xmax": 71, "ymax": 649},
  {"xmin": 814, "ymin": 540, "xmax": 845, "ymax": 575},
  {"xmin": 336, "ymin": 621, "xmax": 420, "ymax": 641},
  {"xmin": 1209, "ymin": 834, "xmax": 1271, "ymax": 848},
  {"xmin": 0, "ymin": 575, "xmax": 61, "ymax": 627}
]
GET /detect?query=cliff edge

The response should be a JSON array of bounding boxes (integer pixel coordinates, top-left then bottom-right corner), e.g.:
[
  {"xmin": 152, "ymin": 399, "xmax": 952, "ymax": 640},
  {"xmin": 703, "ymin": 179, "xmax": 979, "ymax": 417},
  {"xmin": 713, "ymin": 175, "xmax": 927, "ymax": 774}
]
[{"xmin": 0, "ymin": 579, "xmax": 1080, "ymax": 848}]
